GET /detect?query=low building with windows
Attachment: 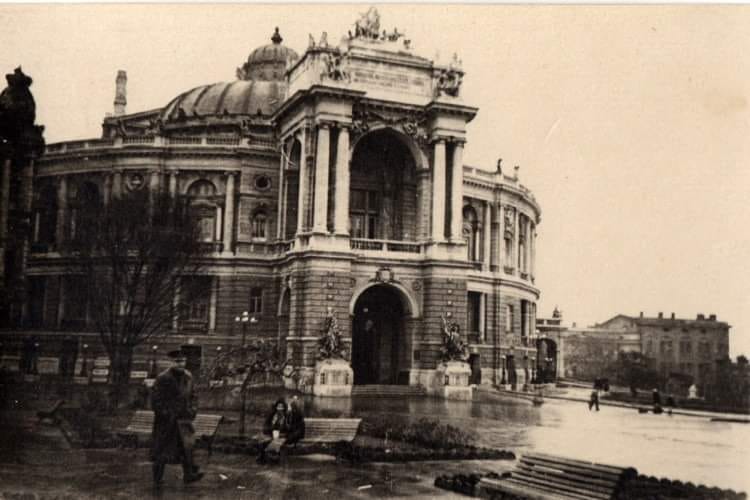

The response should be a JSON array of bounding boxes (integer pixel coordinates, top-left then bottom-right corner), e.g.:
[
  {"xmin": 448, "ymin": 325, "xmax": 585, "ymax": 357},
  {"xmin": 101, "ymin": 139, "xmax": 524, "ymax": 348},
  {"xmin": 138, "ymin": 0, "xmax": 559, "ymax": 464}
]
[
  {"xmin": 596, "ymin": 312, "xmax": 730, "ymax": 395},
  {"xmin": 0, "ymin": 13, "xmax": 542, "ymax": 392}
]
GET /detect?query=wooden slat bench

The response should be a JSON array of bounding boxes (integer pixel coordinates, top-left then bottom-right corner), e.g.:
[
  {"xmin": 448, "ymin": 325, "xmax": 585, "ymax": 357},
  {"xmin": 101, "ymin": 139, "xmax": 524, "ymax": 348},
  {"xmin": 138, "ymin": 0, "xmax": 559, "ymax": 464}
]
[
  {"xmin": 299, "ymin": 418, "xmax": 362, "ymax": 444},
  {"xmin": 36, "ymin": 399, "xmax": 66, "ymax": 425},
  {"xmin": 477, "ymin": 452, "xmax": 638, "ymax": 500},
  {"xmin": 118, "ymin": 411, "xmax": 224, "ymax": 458}
]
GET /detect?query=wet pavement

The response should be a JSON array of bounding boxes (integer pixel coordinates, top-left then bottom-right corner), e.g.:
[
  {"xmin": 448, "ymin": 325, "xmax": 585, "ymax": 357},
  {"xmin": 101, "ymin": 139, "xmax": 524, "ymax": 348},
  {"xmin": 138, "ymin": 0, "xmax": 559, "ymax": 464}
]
[{"xmin": 1, "ymin": 388, "xmax": 748, "ymax": 497}]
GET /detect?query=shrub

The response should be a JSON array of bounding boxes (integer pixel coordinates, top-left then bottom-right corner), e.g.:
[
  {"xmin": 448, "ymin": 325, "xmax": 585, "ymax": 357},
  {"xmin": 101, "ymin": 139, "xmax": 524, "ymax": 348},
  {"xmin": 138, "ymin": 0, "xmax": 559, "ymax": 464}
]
[{"xmin": 361, "ymin": 415, "xmax": 476, "ymax": 450}]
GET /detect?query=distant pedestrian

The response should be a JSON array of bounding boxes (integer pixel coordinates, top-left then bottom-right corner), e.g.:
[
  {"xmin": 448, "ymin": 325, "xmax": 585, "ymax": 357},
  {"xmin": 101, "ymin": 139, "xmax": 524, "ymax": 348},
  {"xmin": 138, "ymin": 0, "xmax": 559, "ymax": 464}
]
[
  {"xmin": 652, "ymin": 388, "xmax": 662, "ymax": 406},
  {"xmin": 588, "ymin": 387, "xmax": 600, "ymax": 411},
  {"xmin": 150, "ymin": 348, "xmax": 203, "ymax": 488}
]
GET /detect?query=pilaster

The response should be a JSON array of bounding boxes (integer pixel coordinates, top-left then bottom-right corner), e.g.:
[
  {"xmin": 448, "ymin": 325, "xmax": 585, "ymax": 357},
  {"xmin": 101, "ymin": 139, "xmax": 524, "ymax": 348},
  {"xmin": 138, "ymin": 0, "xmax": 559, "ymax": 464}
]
[
  {"xmin": 313, "ymin": 124, "xmax": 330, "ymax": 234},
  {"xmin": 449, "ymin": 140, "xmax": 464, "ymax": 241},
  {"xmin": 223, "ymin": 172, "xmax": 236, "ymax": 254},
  {"xmin": 333, "ymin": 125, "xmax": 350, "ymax": 235},
  {"xmin": 431, "ymin": 139, "xmax": 446, "ymax": 241}
]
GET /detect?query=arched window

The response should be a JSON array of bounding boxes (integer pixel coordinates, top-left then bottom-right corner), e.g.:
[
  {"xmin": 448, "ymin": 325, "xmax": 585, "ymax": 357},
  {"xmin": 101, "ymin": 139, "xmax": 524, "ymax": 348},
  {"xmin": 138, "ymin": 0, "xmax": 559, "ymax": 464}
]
[
  {"xmin": 187, "ymin": 180, "xmax": 218, "ymax": 243},
  {"xmin": 462, "ymin": 205, "xmax": 479, "ymax": 261},
  {"xmin": 34, "ymin": 184, "xmax": 57, "ymax": 249},
  {"xmin": 251, "ymin": 211, "xmax": 268, "ymax": 240},
  {"xmin": 70, "ymin": 181, "xmax": 100, "ymax": 243}
]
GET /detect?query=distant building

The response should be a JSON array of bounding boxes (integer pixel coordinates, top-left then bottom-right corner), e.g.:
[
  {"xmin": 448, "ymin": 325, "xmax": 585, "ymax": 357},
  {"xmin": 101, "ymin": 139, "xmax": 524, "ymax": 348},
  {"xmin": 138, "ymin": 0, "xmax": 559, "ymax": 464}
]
[
  {"xmin": 535, "ymin": 306, "xmax": 566, "ymax": 382},
  {"xmin": 597, "ymin": 312, "xmax": 730, "ymax": 394},
  {"xmin": 558, "ymin": 324, "xmax": 640, "ymax": 381}
]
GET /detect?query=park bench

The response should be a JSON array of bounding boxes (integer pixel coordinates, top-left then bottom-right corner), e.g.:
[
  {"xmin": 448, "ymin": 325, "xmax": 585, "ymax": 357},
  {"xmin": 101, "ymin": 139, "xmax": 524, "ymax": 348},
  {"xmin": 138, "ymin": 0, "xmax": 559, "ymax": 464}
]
[
  {"xmin": 300, "ymin": 417, "xmax": 362, "ymax": 444},
  {"xmin": 36, "ymin": 399, "xmax": 65, "ymax": 425},
  {"xmin": 118, "ymin": 410, "xmax": 224, "ymax": 458},
  {"xmin": 477, "ymin": 452, "xmax": 638, "ymax": 500}
]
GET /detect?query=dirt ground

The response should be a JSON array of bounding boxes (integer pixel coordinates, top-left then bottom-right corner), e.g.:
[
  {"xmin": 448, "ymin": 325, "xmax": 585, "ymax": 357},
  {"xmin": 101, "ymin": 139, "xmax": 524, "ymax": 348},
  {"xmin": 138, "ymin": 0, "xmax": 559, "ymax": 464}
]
[{"xmin": 0, "ymin": 447, "xmax": 514, "ymax": 499}]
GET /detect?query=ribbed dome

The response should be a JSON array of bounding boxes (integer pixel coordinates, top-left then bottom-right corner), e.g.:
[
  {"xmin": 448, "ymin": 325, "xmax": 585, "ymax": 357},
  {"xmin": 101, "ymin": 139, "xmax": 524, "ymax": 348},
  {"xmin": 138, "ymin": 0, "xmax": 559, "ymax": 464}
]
[
  {"xmin": 237, "ymin": 27, "xmax": 298, "ymax": 82},
  {"xmin": 160, "ymin": 80, "xmax": 285, "ymax": 121}
]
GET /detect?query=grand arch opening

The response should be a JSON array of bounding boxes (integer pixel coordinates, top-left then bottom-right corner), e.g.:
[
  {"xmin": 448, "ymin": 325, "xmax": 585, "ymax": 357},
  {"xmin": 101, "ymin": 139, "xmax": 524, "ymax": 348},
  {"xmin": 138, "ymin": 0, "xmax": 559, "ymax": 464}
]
[{"xmin": 351, "ymin": 284, "xmax": 410, "ymax": 385}]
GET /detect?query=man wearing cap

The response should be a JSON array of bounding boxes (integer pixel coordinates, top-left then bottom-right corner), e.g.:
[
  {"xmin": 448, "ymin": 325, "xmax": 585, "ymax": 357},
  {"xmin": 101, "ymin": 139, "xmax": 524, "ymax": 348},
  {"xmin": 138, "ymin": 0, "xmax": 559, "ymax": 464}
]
[{"xmin": 150, "ymin": 348, "xmax": 204, "ymax": 487}]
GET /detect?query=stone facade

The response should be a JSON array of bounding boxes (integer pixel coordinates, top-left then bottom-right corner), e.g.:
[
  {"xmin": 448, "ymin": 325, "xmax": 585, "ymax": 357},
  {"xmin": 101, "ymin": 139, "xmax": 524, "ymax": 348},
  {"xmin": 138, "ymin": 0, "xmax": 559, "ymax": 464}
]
[
  {"xmin": 597, "ymin": 312, "xmax": 730, "ymax": 393},
  {"xmin": 0, "ymin": 14, "xmax": 541, "ymax": 393}
]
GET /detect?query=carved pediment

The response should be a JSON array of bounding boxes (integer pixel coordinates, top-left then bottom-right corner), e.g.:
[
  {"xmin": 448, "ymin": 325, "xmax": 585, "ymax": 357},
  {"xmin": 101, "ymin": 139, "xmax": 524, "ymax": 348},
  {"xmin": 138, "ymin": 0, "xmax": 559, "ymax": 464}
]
[{"xmin": 351, "ymin": 103, "xmax": 428, "ymax": 144}]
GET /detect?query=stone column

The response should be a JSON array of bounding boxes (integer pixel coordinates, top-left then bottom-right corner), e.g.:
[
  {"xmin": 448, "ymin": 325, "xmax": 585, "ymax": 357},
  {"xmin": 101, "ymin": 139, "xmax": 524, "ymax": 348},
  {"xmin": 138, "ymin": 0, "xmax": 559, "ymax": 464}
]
[
  {"xmin": 55, "ymin": 176, "xmax": 68, "ymax": 248},
  {"xmin": 431, "ymin": 139, "xmax": 446, "ymax": 241},
  {"xmin": 223, "ymin": 172, "xmax": 235, "ymax": 253},
  {"xmin": 512, "ymin": 209, "xmax": 519, "ymax": 273},
  {"xmin": 296, "ymin": 128, "xmax": 308, "ymax": 235},
  {"xmin": 525, "ymin": 219, "xmax": 532, "ymax": 275},
  {"xmin": 450, "ymin": 141, "xmax": 464, "ymax": 240},
  {"xmin": 208, "ymin": 276, "xmax": 218, "ymax": 333},
  {"xmin": 334, "ymin": 126, "xmax": 350, "ymax": 235},
  {"xmin": 103, "ymin": 173, "xmax": 112, "ymax": 207},
  {"xmin": 0, "ymin": 158, "xmax": 11, "ymax": 247},
  {"xmin": 483, "ymin": 201, "xmax": 491, "ymax": 271},
  {"xmin": 149, "ymin": 169, "xmax": 160, "ymax": 197},
  {"xmin": 497, "ymin": 202, "xmax": 505, "ymax": 270},
  {"xmin": 215, "ymin": 206, "xmax": 223, "ymax": 242},
  {"xmin": 112, "ymin": 169, "xmax": 123, "ymax": 199},
  {"xmin": 479, "ymin": 293, "xmax": 486, "ymax": 342},
  {"xmin": 168, "ymin": 170, "xmax": 179, "ymax": 198},
  {"xmin": 530, "ymin": 223, "xmax": 536, "ymax": 280},
  {"xmin": 313, "ymin": 124, "xmax": 330, "ymax": 233},
  {"xmin": 277, "ymin": 143, "xmax": 287, "ymax": 240}
]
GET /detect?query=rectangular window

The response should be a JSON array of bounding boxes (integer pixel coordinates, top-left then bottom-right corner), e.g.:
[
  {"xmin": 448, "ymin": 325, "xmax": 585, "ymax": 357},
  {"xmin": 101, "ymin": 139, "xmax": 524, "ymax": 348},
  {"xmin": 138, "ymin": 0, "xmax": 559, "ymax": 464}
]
[
  {"xmin": 251, "ymin": 214, "xmax": 267, "ymax": 240},
  {"xmin": 505, "ymin": 304, "xmax": 514, "ymax": 333},
  {"xmin": 679, "ymin": 341, "xmax": 692, "ymax": 356},
  {"xmin": 27, "ymin": 276, "xmax": 46, "ymax": 328},
  {"xmin": 350, "ymin": 189, "xmax": 379, "ymax": 239},
  {"xmin": 249, "ymin": 288, "xmax": 263, "ymax": 314},
  {"xmin": 181, "ymin": 276, "xmax": 211, "ymax": 328},
  {"xmin": 467, "ymin": 292, "xmax": 482, "ymax": 338}
]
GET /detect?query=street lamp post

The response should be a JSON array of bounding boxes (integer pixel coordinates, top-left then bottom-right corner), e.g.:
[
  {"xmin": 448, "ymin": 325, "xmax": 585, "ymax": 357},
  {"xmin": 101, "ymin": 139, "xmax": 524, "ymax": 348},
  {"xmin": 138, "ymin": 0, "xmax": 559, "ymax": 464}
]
[
  {"xmin": 235, "ymin": 311, "xmax": 258, "ymax": 347},
  {"xmin": 150, "ymin": 345, "xmax": 159, "ymax": 378},
  {"xmin": 80, "ymin": 344, "xmax": 89, "ymax": 377}
]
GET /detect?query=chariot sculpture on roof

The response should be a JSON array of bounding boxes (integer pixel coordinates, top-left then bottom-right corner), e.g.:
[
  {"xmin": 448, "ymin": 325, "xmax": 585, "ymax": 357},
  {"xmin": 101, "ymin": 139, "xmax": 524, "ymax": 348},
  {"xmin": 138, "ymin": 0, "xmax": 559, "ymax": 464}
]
[{"xmin": 354, "ymin": 6, "xmax": 381, "ymax": 40}]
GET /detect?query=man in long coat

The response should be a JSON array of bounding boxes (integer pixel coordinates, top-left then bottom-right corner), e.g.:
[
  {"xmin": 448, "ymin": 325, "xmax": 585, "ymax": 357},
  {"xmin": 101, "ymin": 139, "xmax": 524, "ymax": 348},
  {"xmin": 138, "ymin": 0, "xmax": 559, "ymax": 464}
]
[{"xmin": 150, "ymin": 349, "xmax": 203, "ymax": 487}]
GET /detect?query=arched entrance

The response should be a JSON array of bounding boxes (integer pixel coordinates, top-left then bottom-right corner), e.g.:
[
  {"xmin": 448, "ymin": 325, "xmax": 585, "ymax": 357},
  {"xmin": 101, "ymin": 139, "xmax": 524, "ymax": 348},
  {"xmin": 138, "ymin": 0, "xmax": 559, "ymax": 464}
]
[
  {"xmin": 536, "ymin": 338, "xmax": 558, "ymax": 383},
  {"xmin": 351, "ymin": 284, "xmax": 408, "ymax": 385}
]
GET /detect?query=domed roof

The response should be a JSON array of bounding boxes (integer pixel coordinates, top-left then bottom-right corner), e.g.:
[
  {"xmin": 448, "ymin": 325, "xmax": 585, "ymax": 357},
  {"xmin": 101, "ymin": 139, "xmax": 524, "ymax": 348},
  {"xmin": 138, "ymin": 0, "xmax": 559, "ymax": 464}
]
[
  {"xmin": 160, "ymin": 80, "xmax": 285, "ymax": 121},
  {"xmin": 237, "ymin": 27, "xmax": 298, "ymax": 82}
]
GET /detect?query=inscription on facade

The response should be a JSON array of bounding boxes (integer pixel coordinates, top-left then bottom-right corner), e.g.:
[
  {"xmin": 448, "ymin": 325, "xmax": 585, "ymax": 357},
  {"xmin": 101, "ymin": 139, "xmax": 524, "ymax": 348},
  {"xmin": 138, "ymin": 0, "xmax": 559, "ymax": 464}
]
[{"xmin": 349, "ymin": 63, "xmax": 428, "ymax": 95}]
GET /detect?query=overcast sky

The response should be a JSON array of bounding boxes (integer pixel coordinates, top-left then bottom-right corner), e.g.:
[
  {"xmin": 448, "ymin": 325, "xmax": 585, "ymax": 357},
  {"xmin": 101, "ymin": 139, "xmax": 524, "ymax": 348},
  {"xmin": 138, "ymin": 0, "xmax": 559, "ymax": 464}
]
[{"xmin": 3, "ymin": 4, "xmax": 748, "ymax": 357}]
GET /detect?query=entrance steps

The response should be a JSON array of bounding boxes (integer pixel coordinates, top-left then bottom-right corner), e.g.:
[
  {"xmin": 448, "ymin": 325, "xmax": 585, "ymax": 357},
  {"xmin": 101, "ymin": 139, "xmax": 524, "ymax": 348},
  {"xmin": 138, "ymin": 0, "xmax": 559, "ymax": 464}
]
[{"xmin": 351, "ymin": 385, "xmax": 427, "ymax": 397}]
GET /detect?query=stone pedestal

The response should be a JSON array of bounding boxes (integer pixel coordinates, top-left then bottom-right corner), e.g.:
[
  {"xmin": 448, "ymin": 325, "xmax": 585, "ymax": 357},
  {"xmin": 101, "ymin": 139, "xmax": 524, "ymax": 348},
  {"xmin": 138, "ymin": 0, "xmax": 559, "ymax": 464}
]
[
  {"xmin": 433, "ymin": 361, "xmax": 472, "ymax": 400},
  {"xmin": 312, "ymin": 358, "xmax": 353, "ymax": 397}
]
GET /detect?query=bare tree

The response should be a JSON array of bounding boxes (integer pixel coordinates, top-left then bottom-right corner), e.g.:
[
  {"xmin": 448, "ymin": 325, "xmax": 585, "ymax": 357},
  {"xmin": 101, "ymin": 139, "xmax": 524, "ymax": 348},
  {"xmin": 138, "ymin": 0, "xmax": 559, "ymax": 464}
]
[
  {"xmin": 203, "ymin": 340, "xmax": 298, "ymax": 436},
  {"xmin": 67, "ymin": 190, "xmax": 208, "ymax": 409}
]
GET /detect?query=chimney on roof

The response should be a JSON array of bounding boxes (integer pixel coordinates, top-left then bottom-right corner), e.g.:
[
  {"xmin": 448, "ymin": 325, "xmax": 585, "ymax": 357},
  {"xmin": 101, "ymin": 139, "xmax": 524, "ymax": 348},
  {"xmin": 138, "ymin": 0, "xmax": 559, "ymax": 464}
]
[
  {"xmin": 697, "ymin": 314, "xmax": 705, "ymax": 320},
  {"xmin": 640, "ymin": 311, "xmax": 644, "ymax": 318},
  {"xmin": 114, "ymin": 70, "xmax": 127, "ymax": 116},
  {"xmin": 658, "ymin": 312, "xmax": 663, "ymax": 319},
  {"xmin": 671, "ymin": 312, "xmax": 675, "ymax": 320},
  {"xmin": 709, "ymin": 314, "xmax": 716, "ymax": 321},
  {"xmin": 572, "ymin": 322, "xmax": 577, "ymax": 328}
]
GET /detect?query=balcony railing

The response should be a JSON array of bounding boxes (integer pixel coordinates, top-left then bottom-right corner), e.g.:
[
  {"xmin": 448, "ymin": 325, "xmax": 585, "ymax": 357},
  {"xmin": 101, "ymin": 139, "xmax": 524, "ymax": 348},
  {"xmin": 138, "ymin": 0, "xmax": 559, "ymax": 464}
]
[
  {"xmin": 350, "ymin": 238, "xmax": 422, "ymax": 254},
  {"xmin": 43, "ymin": 134, "xmax": 275, "ymax": 156}
]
